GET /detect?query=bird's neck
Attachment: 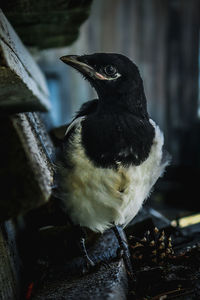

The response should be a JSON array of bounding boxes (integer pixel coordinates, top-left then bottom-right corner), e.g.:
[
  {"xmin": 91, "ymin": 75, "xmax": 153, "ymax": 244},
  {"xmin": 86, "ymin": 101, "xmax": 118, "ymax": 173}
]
[{"xmin": 96, "ymin": 89, "xmax": 149, "ymax": 120}]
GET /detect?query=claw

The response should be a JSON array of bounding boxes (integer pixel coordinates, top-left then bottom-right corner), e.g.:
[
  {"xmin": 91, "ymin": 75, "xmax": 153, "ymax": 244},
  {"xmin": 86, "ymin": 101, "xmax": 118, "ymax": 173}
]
[
  {"xmin": 99, "ymin": 260, "xmax": 110, "ymax": 270},
  {"xmin": 117, "ymin": 247, "xmax": 124, "ymax": 259}
]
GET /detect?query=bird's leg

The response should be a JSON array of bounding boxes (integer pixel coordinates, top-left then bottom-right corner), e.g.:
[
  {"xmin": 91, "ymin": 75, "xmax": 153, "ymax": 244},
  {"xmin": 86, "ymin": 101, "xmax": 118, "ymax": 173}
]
[
  {"xmin": 79, "ymin": 237, "xmax": 95, "ymax": 267},
  {"xmin": 113, "ymin": 225, "xmax": 133, "ymax": 278},
  {"xmin": 76, "ymin": 226, "xmax": 95, "ymax": 272}
]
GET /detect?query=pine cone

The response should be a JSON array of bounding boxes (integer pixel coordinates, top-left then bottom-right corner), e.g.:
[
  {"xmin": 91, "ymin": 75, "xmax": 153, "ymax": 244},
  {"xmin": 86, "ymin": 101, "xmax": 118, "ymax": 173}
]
[{"xmin": 129, "ymin": 227, "xmax": 174, "ymax": 267}]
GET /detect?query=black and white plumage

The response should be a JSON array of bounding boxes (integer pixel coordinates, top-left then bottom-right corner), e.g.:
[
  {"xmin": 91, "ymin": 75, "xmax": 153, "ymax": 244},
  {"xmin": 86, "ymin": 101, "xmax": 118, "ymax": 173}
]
[{"xmin": 57, "ymin": 53, "xmax": 168, "ymax": 234}]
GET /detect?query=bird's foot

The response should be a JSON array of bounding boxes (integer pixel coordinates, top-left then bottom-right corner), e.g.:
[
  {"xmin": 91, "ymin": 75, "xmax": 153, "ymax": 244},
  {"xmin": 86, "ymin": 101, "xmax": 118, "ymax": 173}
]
[
  {"xmin": 86, "ymin": 255, "xmax": 95, "ymax": 268},
  {"xmin": 116, "ymin": 247, "xmax": 124, "ymax": 259},
  {"xmin": 81, "ymin": 256, "xmax": 95, "ymax": 275},
  {"xmin": 117, "ymin": 245, "xmax": 133, "ymax": 273},
  {"xmin": 113, "ymin": 226, "xmax": 134, "ymax": 280},
  {"xmin": 79, "ymin": 237, "xmax": 95, "ymax": 274},
  {"xmin": 82, "ymin": 258, "xmax": 112, "ymax": 275},
  {"xmin": 98, "ymin": 260, "xmax": 111, "ymax": 270}
]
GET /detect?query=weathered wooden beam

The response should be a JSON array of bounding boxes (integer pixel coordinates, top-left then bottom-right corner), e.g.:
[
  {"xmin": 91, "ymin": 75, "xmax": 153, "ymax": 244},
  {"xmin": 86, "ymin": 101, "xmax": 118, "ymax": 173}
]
[
  {"xmin": 0, "ymin": 9, "xmax": 50, "ymax": 113},
  {"xmin": 32, "ymin": 260, "xmax": 127, "ymax": 300},
  {"xmin": 0, "ymin": 112, "xmax": 54, "ymax": 222},
  {"xmin": 27, "ymin": 228, "xmax": 128, "ymax": 300},
  {"xmin": 1, "ymin": 0, "xmax": 93, "ymax": 49}
]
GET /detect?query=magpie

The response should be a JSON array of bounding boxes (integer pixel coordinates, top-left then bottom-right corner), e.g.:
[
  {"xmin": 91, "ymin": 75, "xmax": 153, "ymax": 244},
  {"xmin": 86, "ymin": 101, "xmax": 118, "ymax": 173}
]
[{"xmin": 57, "ymin": 53, "xmax": 169, "ymax": 274}]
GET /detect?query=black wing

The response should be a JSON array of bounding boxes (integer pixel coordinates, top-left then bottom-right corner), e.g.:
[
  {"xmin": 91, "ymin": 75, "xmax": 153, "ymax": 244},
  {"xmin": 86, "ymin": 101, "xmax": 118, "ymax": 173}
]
[
  {"xmin": 51, "ymin": 99, "xmax": 99, "ymax": 194},
  {"xmin": 73, "ymin": 99, "xmax": 99, "ymax": 120},
  {"xmin": 50, "ymin": 99, "xmax": 99, "ymax": 144}
]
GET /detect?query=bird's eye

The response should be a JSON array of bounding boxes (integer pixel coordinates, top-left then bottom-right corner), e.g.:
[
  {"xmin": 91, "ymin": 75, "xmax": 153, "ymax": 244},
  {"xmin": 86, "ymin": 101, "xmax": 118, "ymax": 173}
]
[{"xmin": 104, "ymin": 65, "xmax": 117, "ymax": 76}]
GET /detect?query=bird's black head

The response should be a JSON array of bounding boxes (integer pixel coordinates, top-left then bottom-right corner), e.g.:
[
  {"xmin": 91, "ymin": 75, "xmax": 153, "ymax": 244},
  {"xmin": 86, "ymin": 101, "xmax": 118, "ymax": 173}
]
[{"xmin": 60, "ymin": 53, "xmax": 148, "ymax": 117}]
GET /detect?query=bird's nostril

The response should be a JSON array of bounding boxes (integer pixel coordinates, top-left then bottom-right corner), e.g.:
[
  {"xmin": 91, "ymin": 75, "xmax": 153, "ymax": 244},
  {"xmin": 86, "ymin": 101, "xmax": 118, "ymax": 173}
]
[{"xmin": 80, "ymin": 58, "xmax": 86, "ymax": 64}]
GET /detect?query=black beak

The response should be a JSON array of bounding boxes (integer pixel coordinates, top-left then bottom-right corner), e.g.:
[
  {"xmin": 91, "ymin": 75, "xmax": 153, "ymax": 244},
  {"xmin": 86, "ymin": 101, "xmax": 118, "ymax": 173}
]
[
  {"xmin": 60, "ymin": 55, "xmax": 80, "ymax": 65},
  {"xmin": 60, "ymin": 55, "xmax": 94, "ymax": 76},
  {"xmin": 60, "ymin": 55, "xmax": 106, "ymax": 80}
]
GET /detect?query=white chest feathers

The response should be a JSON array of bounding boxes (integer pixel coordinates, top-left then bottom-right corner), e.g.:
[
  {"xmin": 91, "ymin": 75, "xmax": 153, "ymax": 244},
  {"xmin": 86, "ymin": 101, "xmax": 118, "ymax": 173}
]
[{"xmin": 59, "ymin": 119, "xmax": 168, "ymax": 233}]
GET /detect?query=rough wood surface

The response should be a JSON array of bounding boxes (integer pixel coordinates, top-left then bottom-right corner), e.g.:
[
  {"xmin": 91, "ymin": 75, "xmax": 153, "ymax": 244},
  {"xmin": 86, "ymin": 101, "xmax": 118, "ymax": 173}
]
[
  {"xmin": 0, "ymin": 9, "xmax": 50, "ymax": 113},
  {"xmin": 23, "ymin": 227, "xmax": 128, "ymax": 300},
  {"xmin": 1, "ymin": 0, "xmax": 93, "ymax": 49},
  {"xmin": 0, "ymin": 112, "xmax": 54, "ymax": 222},
  {"xmin": 32, "ymin": 260, "xmax": 127, "ymax": 300}
]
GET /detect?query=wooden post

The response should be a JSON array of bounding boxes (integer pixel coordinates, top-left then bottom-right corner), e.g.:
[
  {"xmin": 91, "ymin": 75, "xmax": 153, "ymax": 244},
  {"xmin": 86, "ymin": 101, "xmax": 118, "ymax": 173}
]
[{"xmin": 0, "ymin": 11, "xmax": 54, "ymax": 221}]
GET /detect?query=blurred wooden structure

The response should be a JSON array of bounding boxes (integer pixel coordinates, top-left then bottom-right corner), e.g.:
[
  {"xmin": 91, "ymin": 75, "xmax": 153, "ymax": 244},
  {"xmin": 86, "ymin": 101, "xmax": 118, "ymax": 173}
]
[
  {"xmin": 0, "ymin": 10, "xmax": 53, "ymax": 299},
  {"xmin": 0, "ymin": 2, "xmax": 92, "ymax": 298},
  {"xmin": 1, "ymin": 0, "xmax": 92, "ymax": 49},
  {"xmin": 0, "ymin": 9, "xmax": 53, "ymax": 222},
  {"xmin": 0, "ymin": 9, "xmax": 50, "ymax": 113}
]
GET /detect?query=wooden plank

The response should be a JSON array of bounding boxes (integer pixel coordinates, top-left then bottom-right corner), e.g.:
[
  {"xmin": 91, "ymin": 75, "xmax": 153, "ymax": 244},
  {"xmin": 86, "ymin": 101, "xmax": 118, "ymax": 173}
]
[
  {"xmin": 32, "ymin": 260, "xmax": 127, "ymax": 300},
  {"xmin": 26, "ymin": 227, "xmax": 127, "ymax": 300},
  {"xmin": 0, "ymin": 112, "xmax": 54, "ymax": 221},
  {"xmin": 0, "ymin": 9, "xmax": 50, "ymax": 113}
]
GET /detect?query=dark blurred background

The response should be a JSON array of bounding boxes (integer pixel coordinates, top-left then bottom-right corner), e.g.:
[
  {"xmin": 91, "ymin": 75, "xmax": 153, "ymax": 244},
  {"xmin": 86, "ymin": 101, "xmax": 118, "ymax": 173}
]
[{"xmin": 35, "ymin": 0, "xmax": 200, "ymax": 219}]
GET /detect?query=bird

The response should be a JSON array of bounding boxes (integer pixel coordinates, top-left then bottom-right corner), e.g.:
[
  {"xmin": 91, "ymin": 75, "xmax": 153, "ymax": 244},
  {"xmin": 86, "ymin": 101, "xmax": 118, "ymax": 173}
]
[{"xmin": 55, "ymin": 53, "xmax": 169, "ymax": 274}]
